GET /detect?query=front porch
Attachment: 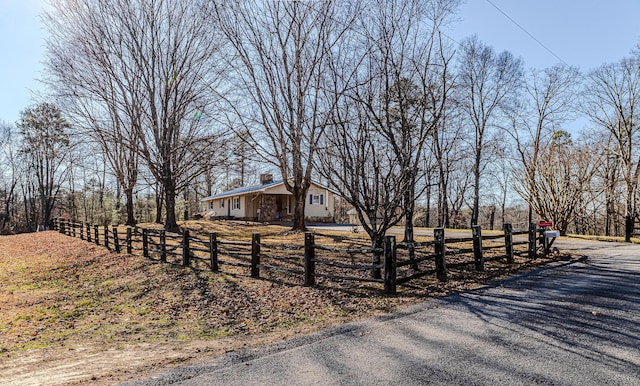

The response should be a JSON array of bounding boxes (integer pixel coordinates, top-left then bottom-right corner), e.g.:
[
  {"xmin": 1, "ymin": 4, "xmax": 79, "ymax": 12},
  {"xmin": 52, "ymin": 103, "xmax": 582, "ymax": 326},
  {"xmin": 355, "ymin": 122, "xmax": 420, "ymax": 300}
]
[{"xmin": 250, "ymin": 193, "xmax": 293, "ymax": 222}]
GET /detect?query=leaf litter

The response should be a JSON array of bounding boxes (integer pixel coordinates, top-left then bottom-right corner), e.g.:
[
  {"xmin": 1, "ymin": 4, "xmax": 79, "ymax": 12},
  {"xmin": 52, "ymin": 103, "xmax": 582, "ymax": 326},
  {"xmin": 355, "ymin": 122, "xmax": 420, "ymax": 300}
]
[{"xmin": 0, "ymin": 229, "xmax": 559, "ymax": 385}]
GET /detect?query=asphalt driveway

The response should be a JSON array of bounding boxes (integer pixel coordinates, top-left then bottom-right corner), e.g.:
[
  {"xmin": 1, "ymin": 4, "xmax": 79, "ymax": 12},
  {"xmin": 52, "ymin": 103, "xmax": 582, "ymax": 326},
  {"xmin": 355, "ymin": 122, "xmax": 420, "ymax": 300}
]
[{"xmin": 126, "ymin": 239, "xmax": 640, "ymax": 385}]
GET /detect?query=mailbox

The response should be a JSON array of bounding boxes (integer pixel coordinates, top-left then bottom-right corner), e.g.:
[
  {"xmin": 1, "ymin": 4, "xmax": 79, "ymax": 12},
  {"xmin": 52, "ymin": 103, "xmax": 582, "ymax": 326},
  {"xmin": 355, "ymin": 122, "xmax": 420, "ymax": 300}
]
[
  {"xmin": 542, "ymin": 230, "xmax": 560, "ymax": 256},
  {"xmin": 544, "ymin": 230, "xmax": 560, "ymax": 238}
]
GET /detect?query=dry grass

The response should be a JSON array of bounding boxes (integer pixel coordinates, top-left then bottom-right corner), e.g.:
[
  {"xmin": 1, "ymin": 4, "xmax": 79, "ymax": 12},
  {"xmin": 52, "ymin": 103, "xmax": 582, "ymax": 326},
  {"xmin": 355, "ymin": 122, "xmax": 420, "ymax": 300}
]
[
  {"xmin": 566, "ymin": 233, "xmax": 640, "ymax": 244},
  {"xmin": 0, "ymin": 222, "xmax": 563, "ymax": 385}
]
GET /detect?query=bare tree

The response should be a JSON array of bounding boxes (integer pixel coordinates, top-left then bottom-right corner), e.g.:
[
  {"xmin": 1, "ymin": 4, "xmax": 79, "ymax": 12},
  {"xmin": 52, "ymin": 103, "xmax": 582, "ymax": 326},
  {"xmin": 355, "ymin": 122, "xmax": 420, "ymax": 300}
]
[
  {"xmin": 429, "ymin": 100, "xmax": 466, "ymax": 228},
  {"xmin": 58, "ymin": 97, "xmax": 140, "ymax": 226},
  {"xmin": 318, "ymin": 99, "xmax": 407, "ymax": 275},
  {"xmin": 214, "ymin": 0, "xmax": 351, "ymax": 231},
  {"xmin": 45, "ymin": 0, "xmax": 225, "ymax": 231},
  {"xmin": 318, "ymin": 0, "xmax": 460, "ymax": 272},
  {"xmin": 596, "ymin": 132, "xmax": 623, "ymax": 236},
  {"xmin": 584, "ymin": 57, "xmax": 640, "ymax": 239},
  {"xmin": 0, "ymin": 122, "xmax": 20, "ymax": 232},
  {"xmin": 350, "ymin": 0, "xmax": 458, "ymax": 262},
  {"xmin": 458, "ymin": 35, "xmax": 523, "ymax": 226},
  {"xmin": 511, "ymin": 65, "xmax": 580, "ymax": 224},
  {"xmin": 513, "ymin": 131, "xmax": 601, "ymax": 234}
]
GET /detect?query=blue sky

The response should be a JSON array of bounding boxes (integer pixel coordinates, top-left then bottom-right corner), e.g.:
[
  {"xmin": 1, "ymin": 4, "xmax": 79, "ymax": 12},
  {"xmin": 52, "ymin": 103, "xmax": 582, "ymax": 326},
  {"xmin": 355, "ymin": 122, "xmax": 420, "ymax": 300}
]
[
  {"xmin": 445, "ymin": 0, "xmax": 640, "ymax": 70},
  {"xmin": 0, "ymin": 0, "xmax": 47, "ymax": 125},
  {"xmin": 1, "ymin": 0, "xmax": 640, "ymax": 124}
]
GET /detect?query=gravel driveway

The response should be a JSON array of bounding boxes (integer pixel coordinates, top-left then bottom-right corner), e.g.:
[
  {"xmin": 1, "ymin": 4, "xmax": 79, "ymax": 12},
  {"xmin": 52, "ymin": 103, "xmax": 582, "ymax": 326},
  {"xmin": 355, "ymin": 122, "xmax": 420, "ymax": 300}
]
[{"xmin": 126, "ymin": 239, "xmax": 640, "ymax": 385}]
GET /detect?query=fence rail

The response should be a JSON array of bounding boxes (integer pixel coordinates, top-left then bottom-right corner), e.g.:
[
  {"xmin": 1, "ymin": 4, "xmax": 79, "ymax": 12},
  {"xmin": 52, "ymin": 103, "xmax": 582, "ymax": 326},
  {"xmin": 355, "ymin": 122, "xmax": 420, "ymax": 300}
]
[{"xmin": 52, "ymin": 218, "xmax": 548, "ymax": 295}]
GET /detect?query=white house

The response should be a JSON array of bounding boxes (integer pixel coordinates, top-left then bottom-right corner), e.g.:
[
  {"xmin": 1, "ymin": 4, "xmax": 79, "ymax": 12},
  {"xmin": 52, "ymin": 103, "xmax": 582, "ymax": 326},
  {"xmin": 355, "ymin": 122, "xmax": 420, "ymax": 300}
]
[{"xmin": 200, "ymin": 174, "xmax": 336, "ymax": 222}]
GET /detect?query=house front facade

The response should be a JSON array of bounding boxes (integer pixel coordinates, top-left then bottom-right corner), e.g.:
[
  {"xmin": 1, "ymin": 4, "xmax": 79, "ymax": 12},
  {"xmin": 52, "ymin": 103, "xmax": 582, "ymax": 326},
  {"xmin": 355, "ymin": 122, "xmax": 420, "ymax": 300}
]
[{"xmin": 200, "ymin": 174, "xmax": 336, "ymax": 222}]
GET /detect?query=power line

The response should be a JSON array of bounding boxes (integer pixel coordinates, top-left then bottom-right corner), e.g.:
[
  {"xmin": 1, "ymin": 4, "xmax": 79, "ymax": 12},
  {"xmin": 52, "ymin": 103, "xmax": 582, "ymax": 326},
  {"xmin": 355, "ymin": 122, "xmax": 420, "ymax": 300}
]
[{"xmin": 485, "ymin": 0, "xmax": 569, "ymax": 67}]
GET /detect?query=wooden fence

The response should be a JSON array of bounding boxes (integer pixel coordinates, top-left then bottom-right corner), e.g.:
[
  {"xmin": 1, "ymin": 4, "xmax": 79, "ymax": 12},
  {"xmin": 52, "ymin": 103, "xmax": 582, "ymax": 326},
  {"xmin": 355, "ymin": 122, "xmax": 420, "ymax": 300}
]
[
  {"xmin": 383, "ymin": 223, "xmax": 535, "ymax": 294},
  {"xmin": 52, "ymin": 219, "xmax": 543, "ymax": 295}
]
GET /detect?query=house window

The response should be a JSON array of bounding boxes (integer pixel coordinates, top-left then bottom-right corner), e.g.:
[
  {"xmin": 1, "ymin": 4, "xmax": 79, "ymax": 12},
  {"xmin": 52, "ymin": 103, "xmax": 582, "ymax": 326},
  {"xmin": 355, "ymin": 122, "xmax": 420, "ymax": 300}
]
[
  {"xmin": 309, "ymin": 194, "xmax": 324, "ymax": 205},
  {"xmin": 232, "ymin": 197, "xmax": 241, "ymax": 210},
  {"xmin": 219, "ymin": 199, "xmax": 224, "ymax": 208},
  {"xmin": 209, "ymin": 202, "xmax": 214, "ymax": 209}
]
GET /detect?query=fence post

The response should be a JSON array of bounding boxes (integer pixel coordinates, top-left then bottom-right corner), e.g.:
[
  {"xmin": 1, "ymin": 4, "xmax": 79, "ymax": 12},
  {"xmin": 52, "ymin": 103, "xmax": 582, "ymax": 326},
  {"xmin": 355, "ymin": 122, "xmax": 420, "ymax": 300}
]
[
  {"xmin": 94, "ymin": 225, "xmax": 99, "ymax": 245},
  {"xmin": 528, "ymin": 222, "xmax": 536, "ymax": 258},
  {"xmin": 104, "ymin": 226, "xmax": 110, "ymax": 250},
  {"xmin": 80, "ymin": 223, "xmax": 84, "ymax": 240},
  {"xmin": 182, "ymin": 229, "xmax": 190, "ymax": 266},
  {"xmin": 112, "ymin": 226, "xmax": 120, "ymax": 253},
  {"xmin": 209, "ymin": 233, "xmax": 219, "ymax": 272},
  {"xmin": 434, "ymin": 228, "xmax": 447, "ymax": 282},
  {"xmin": 472, "ymin": 225, "xmax": 484, "ymax": 271},
  {"xmin": 86, "ymin": 223, "xmax": 91, "ymax": 243},
  {"xmin": 59, "ymin": 219, "xmax": 65, "ymax": 234},
  {"xmin": 142, "ymin": 229, "xmax": 149, "ymax": 258},
  {"xmin": 126, "ymin": 227, "xmax": 132, "ymax": 254},
  {"xmin": 251, "ymin": 233, "xmax": 260, "ymax": 278},
  {"xmin": 52, "ymin": 218, "xmax": 57, "ymax": 231},
  {"xmin": 72, "ymin": 222, "xmax": 76, "ymax": 238},
  {"xmin": 504, "ymin": 223, "xmax": 514, "ymax": 264},
  {"xmin": 304, "ymin": 232, "xmax": 315, "ymax": 286},
  {"xmin": 543, "ymin": 231, "xmax": 550, "ymax": 257},
  {"xmin": 383, "ymin": 235, "xmax": 397, "ymax": 295},
  {"xmin": 160, "ymin": 230, "xmax": 167, "ymax": 263}
]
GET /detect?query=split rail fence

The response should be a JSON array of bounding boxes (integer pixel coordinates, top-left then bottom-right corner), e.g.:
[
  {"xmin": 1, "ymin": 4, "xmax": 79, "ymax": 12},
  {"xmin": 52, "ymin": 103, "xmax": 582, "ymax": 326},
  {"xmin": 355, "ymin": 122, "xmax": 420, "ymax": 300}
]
[{"xmin": 52, "ymin": 219, "xmax": 544, "ymax": 295}]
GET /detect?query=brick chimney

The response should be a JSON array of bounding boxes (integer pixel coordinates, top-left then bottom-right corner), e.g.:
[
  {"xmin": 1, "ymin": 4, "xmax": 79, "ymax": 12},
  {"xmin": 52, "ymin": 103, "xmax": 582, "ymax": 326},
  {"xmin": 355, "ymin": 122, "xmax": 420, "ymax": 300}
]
[{"xmin": 260, "ymin": 173, "xmax": 273, "ymax": 184}]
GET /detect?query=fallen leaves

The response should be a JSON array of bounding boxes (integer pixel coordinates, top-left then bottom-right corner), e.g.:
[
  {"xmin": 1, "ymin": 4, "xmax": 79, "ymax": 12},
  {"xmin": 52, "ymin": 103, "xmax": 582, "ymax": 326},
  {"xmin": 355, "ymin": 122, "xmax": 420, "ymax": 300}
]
[{"xmin": 0, "ymin": 228, "xmax": 561, "ymax": 384}]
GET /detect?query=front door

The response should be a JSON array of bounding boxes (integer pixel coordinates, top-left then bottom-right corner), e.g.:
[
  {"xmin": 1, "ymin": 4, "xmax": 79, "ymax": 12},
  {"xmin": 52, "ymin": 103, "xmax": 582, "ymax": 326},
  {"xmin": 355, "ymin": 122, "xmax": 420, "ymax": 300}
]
[
  {"xmin": 275, "ymin": 196, "xmax": 283, "ymax": 220},
  {"xmin": 227, "ymin": 199, "xmax": 231, "ymax": 217}
]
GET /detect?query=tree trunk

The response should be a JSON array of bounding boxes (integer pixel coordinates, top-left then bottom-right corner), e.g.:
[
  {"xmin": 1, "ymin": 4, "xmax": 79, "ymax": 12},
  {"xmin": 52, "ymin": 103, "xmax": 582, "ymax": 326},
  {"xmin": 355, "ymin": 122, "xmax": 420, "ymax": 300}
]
[
  {"xmin": 501, "ymin": 190, "xmax": 507, "ymax": 226},
  {"xmin": 292, "ymin": 192, "xmax": 306, "ymax": 231},
  {"xmin": 43, "ymin": 195, "xmax": 54, "ymax": 230},
  {"xmin": 605, "ymin": 198, "xmax": 612, "ymax": 236},
  {"xmin": 443, "ymin": 194, "xmax": 450, "ymax": 228},
  {"xmin": 403, "ymin": 172, "xmax": 416, "ymax": 268},
  {"xmin": 425, "ymin": 180, "xmax": 431, "ymax": 228},
  {"xmin": 1, "ymin": 181, "xmax": 16, "ymax": 230},
  {"xmin": 472, "ymin": 161, "xmax": 480, "ymax": 226},
  {"xmin": 164, "ymin": 178, "xmax": 179, "ymax": 232},
  {"xmin": 155, "ymin": 182, "xmax": 163, "ymax": 224},
  {"xmin": 489, "ymin": 206, "xmax": 495, "ymax": 230},
  {"xmin": 125, "ymin": 188, "xmax": 136, "ymax": 226},
  {"xmin": 625, "ymin": 180, "xmax": 634, "ymax": 241},
  {"xmin": 183, "ymin": 187, "xmax": 189, "ymax": 221},
  {"xmin": 370, "ymin": 233, "xmax": 384, "ymax": 279}
]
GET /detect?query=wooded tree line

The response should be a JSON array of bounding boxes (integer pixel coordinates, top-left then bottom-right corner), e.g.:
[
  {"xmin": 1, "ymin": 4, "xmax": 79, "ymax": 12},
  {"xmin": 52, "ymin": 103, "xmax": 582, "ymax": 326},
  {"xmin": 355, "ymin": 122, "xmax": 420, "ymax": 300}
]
[{"xmin": 1, "ymin": 0, "xmax": 640, "ymax": 244}]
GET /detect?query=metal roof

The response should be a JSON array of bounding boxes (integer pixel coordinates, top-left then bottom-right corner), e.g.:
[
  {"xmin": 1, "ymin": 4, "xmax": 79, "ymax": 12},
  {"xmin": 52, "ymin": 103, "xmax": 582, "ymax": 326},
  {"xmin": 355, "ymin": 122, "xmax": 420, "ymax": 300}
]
[
  {"xmin": 200, "ymin": 180, "xmax": 286, "ymax": 201},
  {"xmin": 200, "ymin": 179, "xmax": 339, "ymax": 202}
]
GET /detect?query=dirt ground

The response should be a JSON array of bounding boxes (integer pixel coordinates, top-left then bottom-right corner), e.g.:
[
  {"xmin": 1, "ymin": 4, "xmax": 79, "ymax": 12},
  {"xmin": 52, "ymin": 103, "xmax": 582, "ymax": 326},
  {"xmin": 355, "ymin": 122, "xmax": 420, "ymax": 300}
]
[{"xmin": 0, "ymin": 226, "xmax": 560, "ymax": 385}]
